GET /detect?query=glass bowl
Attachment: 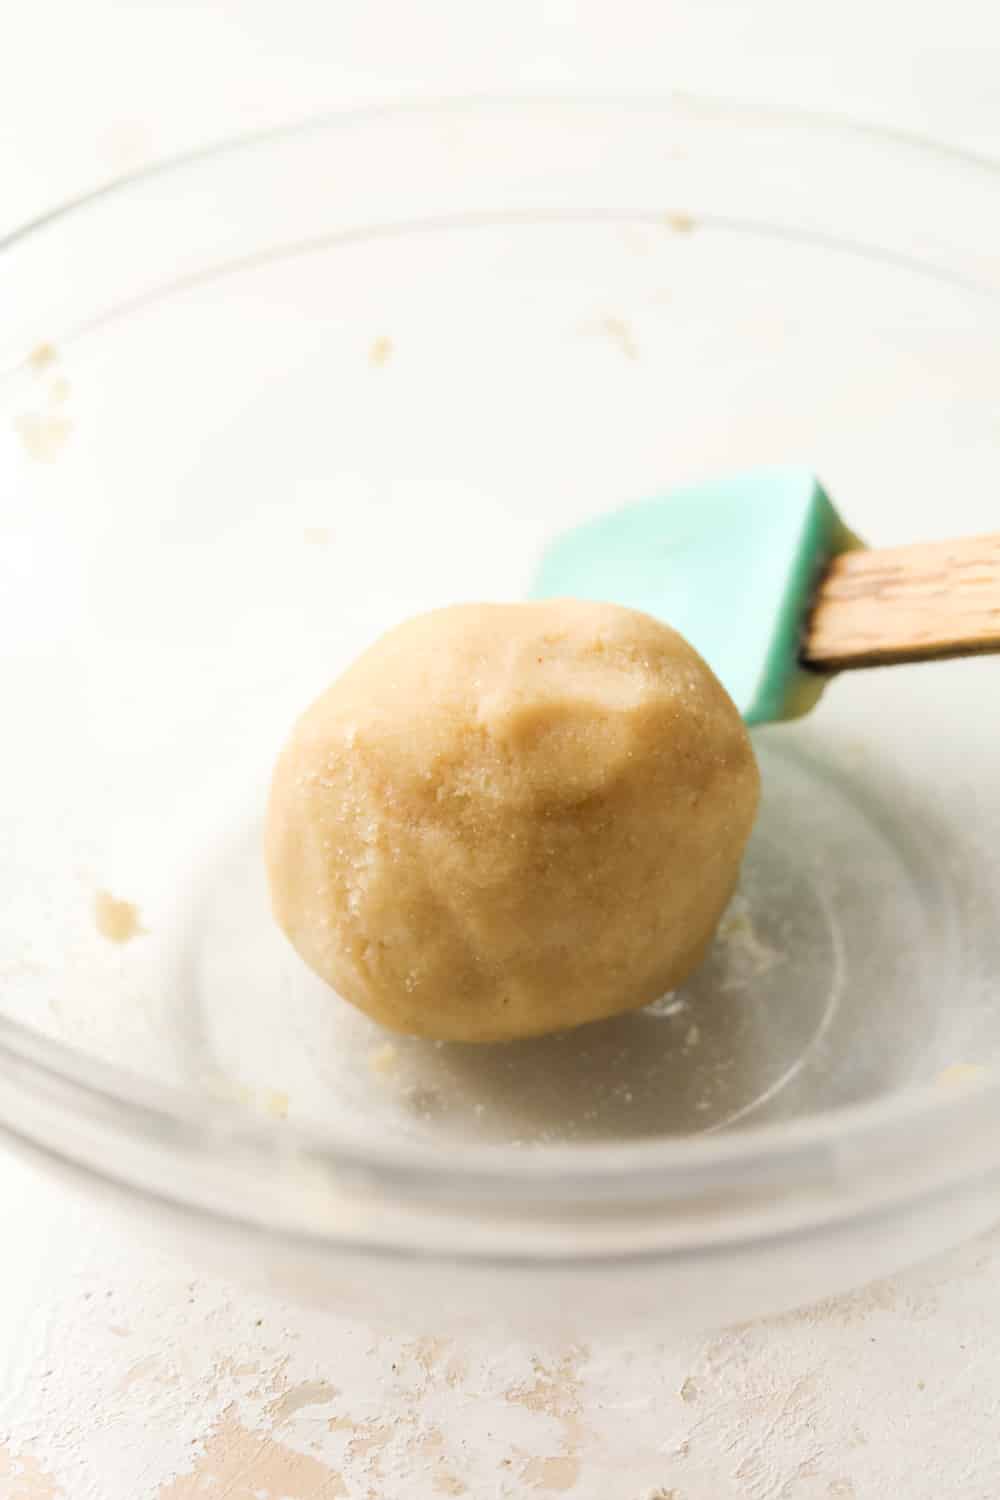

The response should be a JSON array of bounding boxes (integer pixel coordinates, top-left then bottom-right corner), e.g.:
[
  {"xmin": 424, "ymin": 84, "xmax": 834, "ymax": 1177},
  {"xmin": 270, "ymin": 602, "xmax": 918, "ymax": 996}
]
[{"xmin": 3, "ymin": 97, "xmax": 1000, "ymax": 1333}]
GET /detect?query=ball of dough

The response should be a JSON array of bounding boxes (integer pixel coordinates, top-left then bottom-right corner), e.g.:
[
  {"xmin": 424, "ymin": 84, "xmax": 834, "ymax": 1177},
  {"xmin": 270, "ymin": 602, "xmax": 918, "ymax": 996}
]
[{"xmin": 266, "ymin": 600, "xmax": 759, "ymax": 1042}]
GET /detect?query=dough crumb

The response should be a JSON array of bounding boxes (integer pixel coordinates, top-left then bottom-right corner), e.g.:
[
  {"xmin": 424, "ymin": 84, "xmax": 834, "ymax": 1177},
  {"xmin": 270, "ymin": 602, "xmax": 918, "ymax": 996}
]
[
  {"xmin": 94, "ymin": 890, "xmax": 144, "ymax": 944},
  {"xmin": 27, "ymin": 342, "xmax": 58, "ymax": 372},
  {"xmin": 369, "ymin": 1042, "xmax": 399, "ymax": 1076},
  {"xmin": 263, "ymin": 1089, "xmax": 289, "ymax": 1120},
  {"xmin": 586, "ymin": 315, "xmax": 639, "ymax": 361},
  {"xmin": 14, "ymin": 412, "xmax": 72, "ymax": 462},
  {"xmin": 718, "ymin": 896, "xmax": 783, "ymax": 989},
  {"xmin": 665, "ymin": 211, "xmax": 696, "ymax": 233},
  {"xmin": 369, "ymin": 335, "xmax": 393, "ymax": 367},
  {"xmin": 205, "ymin": 1077, "xmax": 290, "ymax": 1118},
  {"xmin": 936, "ymin": 1063, "xmax": 987, "ymax": 1089}
]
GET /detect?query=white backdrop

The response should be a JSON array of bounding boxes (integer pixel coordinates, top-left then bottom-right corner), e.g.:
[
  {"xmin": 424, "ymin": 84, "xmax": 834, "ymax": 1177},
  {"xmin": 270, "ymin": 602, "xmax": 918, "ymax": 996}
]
[{"xmin": 4, "ymin": 5, "xmax": 1000, "ymax": 1498}]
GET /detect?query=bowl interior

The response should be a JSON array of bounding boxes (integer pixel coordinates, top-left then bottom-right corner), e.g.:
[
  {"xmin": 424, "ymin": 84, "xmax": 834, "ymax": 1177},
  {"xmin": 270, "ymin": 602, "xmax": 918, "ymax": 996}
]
[{"xmin": 2, "ymin": 102, "xmax": 1000, "ymax": 1163}]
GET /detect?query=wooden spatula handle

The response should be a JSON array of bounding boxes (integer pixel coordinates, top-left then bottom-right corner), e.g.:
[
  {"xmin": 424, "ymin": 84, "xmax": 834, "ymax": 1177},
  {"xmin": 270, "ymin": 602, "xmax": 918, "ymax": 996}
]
[{"xmin": 802, "ymin": 532, "xmax": 1000, "ymax": 673}]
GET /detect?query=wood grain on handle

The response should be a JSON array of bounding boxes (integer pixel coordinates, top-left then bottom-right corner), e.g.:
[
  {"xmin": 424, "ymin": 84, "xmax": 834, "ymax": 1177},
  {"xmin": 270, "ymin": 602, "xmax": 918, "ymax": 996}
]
[{"xmin": 802, "ymin": 532, "xmax": 1000, "ymax": 672}]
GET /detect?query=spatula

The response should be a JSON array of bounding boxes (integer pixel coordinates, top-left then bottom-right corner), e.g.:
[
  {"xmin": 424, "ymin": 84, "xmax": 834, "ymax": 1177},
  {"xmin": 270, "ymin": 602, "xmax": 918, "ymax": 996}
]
[{"xmin": 530, "ymin": 467, "xmax": 1000, "ymax": 724}]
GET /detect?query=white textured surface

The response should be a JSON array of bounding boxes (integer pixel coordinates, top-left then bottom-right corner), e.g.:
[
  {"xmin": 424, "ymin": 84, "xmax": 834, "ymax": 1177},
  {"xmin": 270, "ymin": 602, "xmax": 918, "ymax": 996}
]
[
  {"xmin": 5, "ymin": 1147, "xmax": 1000, "ymax": 1499},
  {"xmin": 4, "ymin": 3, "xmax": 1000, "ymax": 1495}
]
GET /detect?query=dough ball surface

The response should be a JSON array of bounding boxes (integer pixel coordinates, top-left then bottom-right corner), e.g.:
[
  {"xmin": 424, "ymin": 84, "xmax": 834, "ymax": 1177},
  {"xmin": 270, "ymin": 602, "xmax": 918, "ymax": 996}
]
[{"xmin": 266, "ymin": 600, "xmax": 759, "ymax": 1042}]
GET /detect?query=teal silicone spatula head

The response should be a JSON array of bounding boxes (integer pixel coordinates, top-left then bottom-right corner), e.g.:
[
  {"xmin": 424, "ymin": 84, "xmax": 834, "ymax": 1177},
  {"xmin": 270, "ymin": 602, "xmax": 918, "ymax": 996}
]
[{"xmin": 530, "ymin": 467, "xmax": 856, "ymax": 725}]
